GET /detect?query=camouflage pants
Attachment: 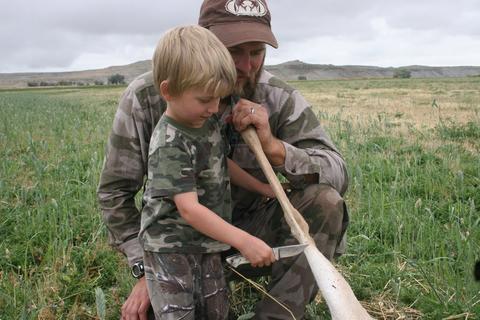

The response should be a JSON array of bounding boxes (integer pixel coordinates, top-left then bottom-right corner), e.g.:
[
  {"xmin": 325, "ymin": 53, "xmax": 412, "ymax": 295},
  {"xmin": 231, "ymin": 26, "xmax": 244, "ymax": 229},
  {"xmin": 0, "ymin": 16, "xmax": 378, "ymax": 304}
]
[
  {"xmin": 227, "ymin": 184, "xmax": 349, "ymax": 320},
  {"xmin": 144, "ymin": 251, "xmax": 229, "ymax": 320}
]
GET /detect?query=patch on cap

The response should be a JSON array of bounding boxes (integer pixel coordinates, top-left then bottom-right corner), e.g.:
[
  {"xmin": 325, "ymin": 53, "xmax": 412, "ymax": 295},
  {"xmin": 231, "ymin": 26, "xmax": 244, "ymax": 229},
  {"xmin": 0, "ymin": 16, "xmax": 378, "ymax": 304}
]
[
  {"xmin": 225, "ymin": 0, "xmax": 267, "ymax": 17},
  {"xmin": 199, "ymin": 0, "xmax": 278, "ymax": 48}
]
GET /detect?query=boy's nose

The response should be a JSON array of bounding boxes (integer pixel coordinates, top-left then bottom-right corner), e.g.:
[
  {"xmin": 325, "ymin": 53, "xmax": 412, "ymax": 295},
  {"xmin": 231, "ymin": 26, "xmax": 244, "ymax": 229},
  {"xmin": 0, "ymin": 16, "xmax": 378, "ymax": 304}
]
[{"xmin": 209, "ymin": 101, "xmax": 219, "ymax": 114}]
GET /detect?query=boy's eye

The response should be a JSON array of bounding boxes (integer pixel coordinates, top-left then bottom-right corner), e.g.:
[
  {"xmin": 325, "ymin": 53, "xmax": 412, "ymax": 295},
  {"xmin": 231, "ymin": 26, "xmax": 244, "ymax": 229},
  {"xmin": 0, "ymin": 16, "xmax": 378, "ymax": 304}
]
[{"xmin": 198, "ymin": 97, "xmax": 214, "ymax": 103}]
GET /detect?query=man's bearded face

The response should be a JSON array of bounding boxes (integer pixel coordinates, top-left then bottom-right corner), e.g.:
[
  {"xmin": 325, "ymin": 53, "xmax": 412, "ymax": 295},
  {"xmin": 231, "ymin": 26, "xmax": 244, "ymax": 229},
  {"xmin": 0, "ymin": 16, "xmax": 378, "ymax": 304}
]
[
  {"xmin": 228, "ymin": 42, "xmax": 266, "ymax": 99},
  {"xmin": 234, "ymin": 62, "xmax": 263, "ymax": 99}
]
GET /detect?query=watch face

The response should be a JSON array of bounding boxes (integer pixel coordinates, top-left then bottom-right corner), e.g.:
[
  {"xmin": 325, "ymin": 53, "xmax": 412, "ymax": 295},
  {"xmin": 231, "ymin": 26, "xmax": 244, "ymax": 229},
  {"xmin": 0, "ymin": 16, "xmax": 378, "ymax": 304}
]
[{"xmin": 132, "ymin": 262, "xmax": 144, "ymax": 278}]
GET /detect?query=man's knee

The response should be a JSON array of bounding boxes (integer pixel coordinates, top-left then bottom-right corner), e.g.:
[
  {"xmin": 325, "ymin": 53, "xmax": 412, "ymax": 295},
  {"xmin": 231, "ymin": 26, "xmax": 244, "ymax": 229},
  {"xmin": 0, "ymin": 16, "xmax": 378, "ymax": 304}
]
[
  {"xmin": 290, "ymin": 184, "xmax": 348, "ymax": 258},
  {"xmin": 312, "ymin": 184, "xmax": 343, "ymax": 211},
  {"xmin": 290, "ymin": 184, "xmax": 344, "ymax": 225}
]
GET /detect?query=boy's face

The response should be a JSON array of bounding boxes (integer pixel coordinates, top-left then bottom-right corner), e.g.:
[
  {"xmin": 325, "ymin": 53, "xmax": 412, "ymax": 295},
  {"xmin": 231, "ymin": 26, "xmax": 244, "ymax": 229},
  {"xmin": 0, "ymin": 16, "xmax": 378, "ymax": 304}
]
[
  {"xmin": 166, "ymin": 86, "xmax": 220, "ymax": 128},
  {"xmin": 227, "ymin": 41, "xmax": 266, "ymax": 97}
]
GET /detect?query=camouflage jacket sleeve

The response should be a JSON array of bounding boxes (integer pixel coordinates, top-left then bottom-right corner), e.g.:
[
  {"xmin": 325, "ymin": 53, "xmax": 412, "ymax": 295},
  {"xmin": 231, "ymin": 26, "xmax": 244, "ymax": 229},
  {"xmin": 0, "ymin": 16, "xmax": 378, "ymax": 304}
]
[
  {"xmin": 97, "ymin": 72, "xmax": 164, "ymax": 266},
  {"xmin": 257, "ymin": 71, "xmax": 348, "ymax": 195}
]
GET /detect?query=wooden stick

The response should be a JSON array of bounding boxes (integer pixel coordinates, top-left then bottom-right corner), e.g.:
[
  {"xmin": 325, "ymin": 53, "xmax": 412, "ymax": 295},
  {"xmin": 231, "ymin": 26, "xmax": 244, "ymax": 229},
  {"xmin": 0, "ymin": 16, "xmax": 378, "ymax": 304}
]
[{"xmin": 241, "ymin": 126, "xmax": 373, "ymax": 320}]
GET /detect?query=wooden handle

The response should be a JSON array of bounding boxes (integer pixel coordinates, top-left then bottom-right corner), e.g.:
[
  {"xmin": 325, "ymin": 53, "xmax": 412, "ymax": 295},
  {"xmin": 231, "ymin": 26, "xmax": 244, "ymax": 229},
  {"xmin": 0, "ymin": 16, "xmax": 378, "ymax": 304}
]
[
  {"xmin": 240, "ymin": 126, "xmax": 312, "ymax": 244},
  {"xmin": 240, "ymin": 126, "xmax": 372, "ymax": 320}
]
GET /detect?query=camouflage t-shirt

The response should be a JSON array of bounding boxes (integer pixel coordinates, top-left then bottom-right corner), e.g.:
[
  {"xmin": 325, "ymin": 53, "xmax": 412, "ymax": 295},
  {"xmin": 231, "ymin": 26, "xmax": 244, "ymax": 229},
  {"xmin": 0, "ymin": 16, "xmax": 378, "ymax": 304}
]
[{"xmin": 139, "ymin": 114, "xmax": 231, "ymax": 253}]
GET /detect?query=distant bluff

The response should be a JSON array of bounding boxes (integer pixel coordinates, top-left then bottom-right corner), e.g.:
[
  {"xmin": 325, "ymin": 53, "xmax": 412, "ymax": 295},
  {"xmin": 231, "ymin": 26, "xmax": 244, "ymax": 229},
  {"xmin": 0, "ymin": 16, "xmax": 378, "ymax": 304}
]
[{"xmin": 1, "ymin": 59, "xmax": 479, "ymax": 88}]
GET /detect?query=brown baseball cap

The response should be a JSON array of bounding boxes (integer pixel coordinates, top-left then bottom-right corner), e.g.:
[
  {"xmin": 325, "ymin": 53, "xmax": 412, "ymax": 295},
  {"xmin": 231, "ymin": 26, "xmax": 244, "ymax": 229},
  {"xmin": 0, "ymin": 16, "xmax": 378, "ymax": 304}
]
[{"xmin": 199, "ymin": 0, "xmax": 278, "ymax": 48}]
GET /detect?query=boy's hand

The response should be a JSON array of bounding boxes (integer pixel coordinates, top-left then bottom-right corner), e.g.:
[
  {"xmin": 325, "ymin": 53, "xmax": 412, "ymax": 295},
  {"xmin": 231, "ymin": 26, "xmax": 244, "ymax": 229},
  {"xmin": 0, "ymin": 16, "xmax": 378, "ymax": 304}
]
[
  {"xmin": 238, "ymin": 236, "xmax": 276, "ymax": 268},
  {"xmin": 260, "ymin": 183, "xmax": 275, "ymax": 199}
]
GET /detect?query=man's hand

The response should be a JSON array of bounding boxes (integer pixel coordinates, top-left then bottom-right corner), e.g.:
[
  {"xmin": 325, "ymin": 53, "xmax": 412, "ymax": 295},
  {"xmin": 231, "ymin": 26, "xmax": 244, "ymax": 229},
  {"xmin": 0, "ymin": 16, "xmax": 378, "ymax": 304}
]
[
  {"xmin": 232, "ymin": 98, "xmax": 286, "ymax": 166},
  {"xmin": 121, "ymin": 277, "xmax": 151, "ymax": 320},
  {"xmin": 232, "ymin": 98, "xmax": 272, "ymax": 146}
]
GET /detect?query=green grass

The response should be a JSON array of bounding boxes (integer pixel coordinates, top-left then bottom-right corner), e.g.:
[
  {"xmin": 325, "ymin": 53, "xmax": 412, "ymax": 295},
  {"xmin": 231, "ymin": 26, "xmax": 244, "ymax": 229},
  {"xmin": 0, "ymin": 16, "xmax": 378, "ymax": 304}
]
[
  {"xmin": 0, "ymin": 87, "xmax": 132, "ymax": 319},
  {"xmin": 1, "ymin": 80, "xmax": 479, "ymax": 319}
]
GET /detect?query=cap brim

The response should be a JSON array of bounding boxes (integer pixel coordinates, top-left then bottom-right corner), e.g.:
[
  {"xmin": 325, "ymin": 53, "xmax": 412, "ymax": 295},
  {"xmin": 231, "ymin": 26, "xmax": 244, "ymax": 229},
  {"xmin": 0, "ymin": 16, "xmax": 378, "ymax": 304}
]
[{"xmin": 209, "ymin": 22, "xmax": 278, "ymax": 48}]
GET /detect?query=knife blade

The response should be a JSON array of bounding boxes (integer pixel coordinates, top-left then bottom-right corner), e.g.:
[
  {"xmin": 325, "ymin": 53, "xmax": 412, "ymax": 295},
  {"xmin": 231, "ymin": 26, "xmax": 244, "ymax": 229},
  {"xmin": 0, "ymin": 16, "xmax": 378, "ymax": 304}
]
[{"xmin": 225, "ymin": 243, "xmax": 308, "ymax": 268}]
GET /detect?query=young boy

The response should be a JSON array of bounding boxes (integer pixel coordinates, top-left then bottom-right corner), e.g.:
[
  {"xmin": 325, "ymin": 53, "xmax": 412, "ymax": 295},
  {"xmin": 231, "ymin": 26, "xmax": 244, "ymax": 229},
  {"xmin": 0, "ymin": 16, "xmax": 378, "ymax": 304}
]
[{"xmin": 139, "ymin": 25, "xmax": 276, "ymax": 319}]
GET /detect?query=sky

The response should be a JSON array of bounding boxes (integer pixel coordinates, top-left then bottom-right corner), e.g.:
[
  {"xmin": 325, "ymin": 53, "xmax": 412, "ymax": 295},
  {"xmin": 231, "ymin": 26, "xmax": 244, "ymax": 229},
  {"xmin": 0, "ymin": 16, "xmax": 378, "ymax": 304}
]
[{"xmin": 1, "ymin": 0, "xmax": 479, "ymax": 73}]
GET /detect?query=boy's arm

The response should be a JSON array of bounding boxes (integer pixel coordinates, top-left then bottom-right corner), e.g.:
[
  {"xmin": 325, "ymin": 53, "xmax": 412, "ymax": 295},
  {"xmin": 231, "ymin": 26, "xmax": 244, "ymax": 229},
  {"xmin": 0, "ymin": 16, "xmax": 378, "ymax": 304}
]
[
  {"xmin": 227, "ymin": 158, "xmax": 274, "ymax": 198},
  {"xmin": 173, "ymin": 191, "xmax": 275, "ymax": 267}
]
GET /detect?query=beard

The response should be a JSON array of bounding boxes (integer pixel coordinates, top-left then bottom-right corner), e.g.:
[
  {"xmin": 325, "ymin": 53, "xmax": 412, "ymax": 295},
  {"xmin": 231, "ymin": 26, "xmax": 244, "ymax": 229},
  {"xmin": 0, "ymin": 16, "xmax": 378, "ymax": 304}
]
[
  {"xmin": 233, "ymin": 75, "xmax": 256, "ymax": 99},
  {"xmin": 233, "ymin": 56, "xmax": 265, "ymax": 100}
]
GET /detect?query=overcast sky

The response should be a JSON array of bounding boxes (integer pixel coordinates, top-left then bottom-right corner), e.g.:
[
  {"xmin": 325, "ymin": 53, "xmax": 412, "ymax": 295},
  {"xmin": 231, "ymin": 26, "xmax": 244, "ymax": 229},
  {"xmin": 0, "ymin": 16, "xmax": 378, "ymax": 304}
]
[{"xmin": 1, "ymin": 0, "xmax": 479, "ymax": 73}]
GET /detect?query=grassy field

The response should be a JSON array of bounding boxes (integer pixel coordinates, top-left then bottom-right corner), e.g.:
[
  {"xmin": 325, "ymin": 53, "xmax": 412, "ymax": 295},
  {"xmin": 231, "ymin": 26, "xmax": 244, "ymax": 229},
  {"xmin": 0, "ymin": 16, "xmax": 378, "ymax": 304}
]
[{"xmin": 0, "ymin": 78, "xmax": 479, "ymax": 319}]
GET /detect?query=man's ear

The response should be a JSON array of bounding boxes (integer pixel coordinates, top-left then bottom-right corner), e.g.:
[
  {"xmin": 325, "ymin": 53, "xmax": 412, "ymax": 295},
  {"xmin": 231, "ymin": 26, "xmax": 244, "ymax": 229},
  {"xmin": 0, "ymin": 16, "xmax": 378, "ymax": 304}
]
[{"xmin": 160, "ymin": 80, "xmax": 173, "ymax": 101}]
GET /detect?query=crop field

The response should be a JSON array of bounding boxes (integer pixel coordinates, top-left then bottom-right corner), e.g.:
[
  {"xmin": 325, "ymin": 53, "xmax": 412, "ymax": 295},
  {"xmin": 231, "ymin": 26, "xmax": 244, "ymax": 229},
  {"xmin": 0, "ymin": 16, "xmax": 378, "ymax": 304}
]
[{"xmin": 1, "ymin": 77, "xmax": 479, "ymax": 319}]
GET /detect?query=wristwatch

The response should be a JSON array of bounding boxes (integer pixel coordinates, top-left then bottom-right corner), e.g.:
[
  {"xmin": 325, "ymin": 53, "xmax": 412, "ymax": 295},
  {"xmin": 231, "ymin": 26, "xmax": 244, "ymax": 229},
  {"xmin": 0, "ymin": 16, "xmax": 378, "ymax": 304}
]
[{"xmin": 131, "ymin": 261, "xmax": 145, "ymax": 279}]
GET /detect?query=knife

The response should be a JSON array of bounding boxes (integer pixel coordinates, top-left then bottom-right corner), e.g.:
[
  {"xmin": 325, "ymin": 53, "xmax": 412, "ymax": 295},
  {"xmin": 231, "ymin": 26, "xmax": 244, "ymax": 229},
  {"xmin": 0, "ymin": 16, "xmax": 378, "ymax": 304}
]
[{"xmin": 225, "ymin": 243, "xmax": 308, "ymax": 268}]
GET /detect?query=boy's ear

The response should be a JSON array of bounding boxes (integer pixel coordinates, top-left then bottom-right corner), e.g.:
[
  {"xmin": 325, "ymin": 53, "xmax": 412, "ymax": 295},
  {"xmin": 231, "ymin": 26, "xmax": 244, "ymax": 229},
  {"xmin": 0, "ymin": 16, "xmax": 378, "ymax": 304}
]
[{"xmin": 159, "ymin": 80, "xmax": 173, "ymax": 101}]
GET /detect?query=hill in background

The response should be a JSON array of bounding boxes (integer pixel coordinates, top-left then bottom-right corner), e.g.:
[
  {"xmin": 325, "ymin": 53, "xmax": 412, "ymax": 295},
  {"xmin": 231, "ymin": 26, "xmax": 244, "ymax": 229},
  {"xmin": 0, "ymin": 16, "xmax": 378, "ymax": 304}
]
[
  {"xmin": 268, "ymin": 60, "xmax": 480, "ymax": 80},
  {"xmin": 1, "ymin": 60, "xmax": 479, "ymax": 88},
  {"xmin": 0, "ymin": 60, "xmax": 152, "ymax": 88}
]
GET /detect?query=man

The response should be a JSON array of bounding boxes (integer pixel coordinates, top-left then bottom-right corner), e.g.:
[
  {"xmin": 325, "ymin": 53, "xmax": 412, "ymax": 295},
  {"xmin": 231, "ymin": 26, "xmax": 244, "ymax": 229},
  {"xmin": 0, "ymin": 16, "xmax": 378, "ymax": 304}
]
[{"xmin": 97, "ymin": 0, "xmax": 349, "ymax": 319}]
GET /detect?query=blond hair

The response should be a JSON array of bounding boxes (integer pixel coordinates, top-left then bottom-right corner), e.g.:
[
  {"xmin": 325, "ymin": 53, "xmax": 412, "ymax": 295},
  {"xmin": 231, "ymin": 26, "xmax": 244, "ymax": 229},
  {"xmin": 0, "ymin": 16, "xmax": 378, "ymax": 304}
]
[{"xmin": 153, "ymin": 25, "xmax": 236, "ymax": 98}]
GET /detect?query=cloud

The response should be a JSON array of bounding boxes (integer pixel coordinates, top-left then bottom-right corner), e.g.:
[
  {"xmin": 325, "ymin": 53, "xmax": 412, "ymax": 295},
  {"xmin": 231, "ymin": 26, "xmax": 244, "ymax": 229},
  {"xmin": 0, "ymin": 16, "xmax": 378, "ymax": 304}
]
[
  {"xmin": 267, "ymin": 0, "xmax": 480, "ymax": 67},
  {"xmin": 0, "ymin": 0, "xmax": 199, "ymax": 72},
  {"xmin": 0, "ymin": 0, "xmax": 479, "ymax": 72}
]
